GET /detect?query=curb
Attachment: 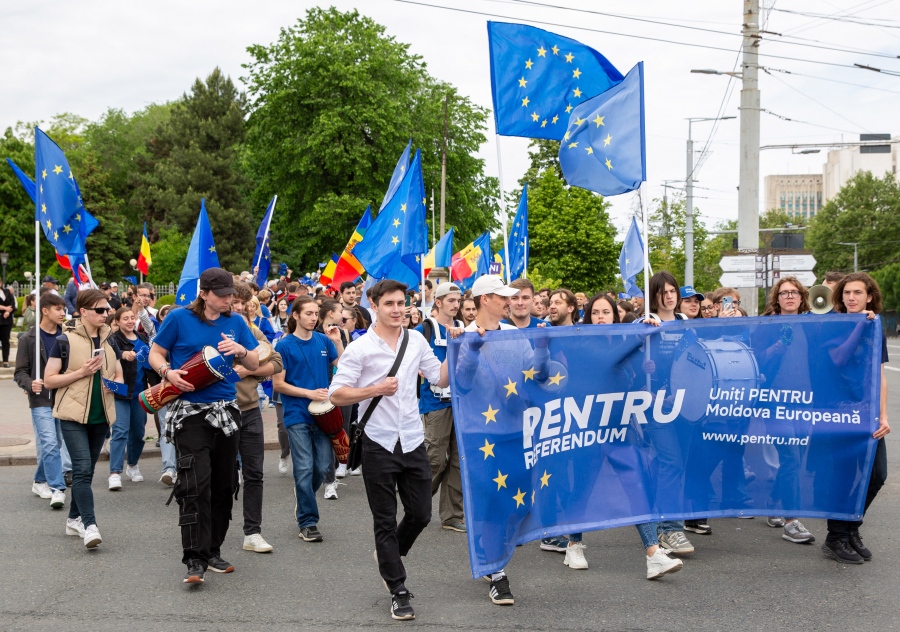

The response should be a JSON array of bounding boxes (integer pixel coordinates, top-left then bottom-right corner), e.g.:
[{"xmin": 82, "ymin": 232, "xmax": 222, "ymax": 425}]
[{"xmin": 0, "ymin": 440, "xmax": 284, "ymax": 466}]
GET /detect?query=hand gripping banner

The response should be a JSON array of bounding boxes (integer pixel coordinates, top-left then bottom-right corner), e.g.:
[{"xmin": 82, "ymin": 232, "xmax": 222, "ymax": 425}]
[{"xmin": 448, "ymin": 315, "xmax": 882, "ymax": 577}]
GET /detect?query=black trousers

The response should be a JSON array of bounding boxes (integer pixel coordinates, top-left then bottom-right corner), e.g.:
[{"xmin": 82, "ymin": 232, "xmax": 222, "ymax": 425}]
[
  {"xmin": 173, "ymin": 411, "xmax": 239, "ymax": 567},
  {"xmin": 362, "ymin": 435, "xmax": 432, "ymax": 593},
  {"xmin": 0, "ymin": 323, "xmax": 12, "ymax": 363},
  {"xmin": 827, "ymin": 437, "xmax": 888, "ymax": 541},
  {"xmin": 238, "ymin": 406, "xmax": 265, "ymax": 536}
]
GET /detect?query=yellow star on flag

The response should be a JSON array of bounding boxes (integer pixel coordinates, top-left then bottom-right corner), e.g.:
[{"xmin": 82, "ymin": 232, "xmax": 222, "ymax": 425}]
[
  {"xmin": 573, "ymin": 87, "xmax": 582, "ymax": 98},
  {"xmin": 521, "ymin": 96, "xmax": 529, "ymax": 107},
  {"xmin": 39, "ymin": 185, "xmax": 42, "ymax": 193},
  {"xmin": 53, "ymin": 231, "xmax": 58, "ymax": 240},
  {"xmin": 563, "ymin": 131, "xmax": 570, "ymax": 141},
  {"xmin": 551, "ymin": 45, "xmax": 560, "ymax": 55},
  {"xmin": 391, "ymin": 236, "xmax": 399, "ymax": 245},
  {"xmin": 522, "ymin": 367, "xmax": 537, "ymax": 381},
  {"xmin": 400, "ymin": 203, "xmax": 407, "ymax": 212},
  {"xmin": 548, "ymin": 371, "xmax": 566, "ymax": 385},
  {"xmin": 493, "ymin": 470, "xmax": 508, "ymax": 489},
  {"xmin": 525, "ymin": 59, "xmax": 533, "ymax": 70},
  {"xmin": 565, "ymin": 104, "xmax": 573, "ymax": 114},
  {"xmin": 605, "ymin": 158, "xmax": 613, "ymax": 170},
  {"xmin": 479, "ymin": 439, "xmax": 495, "ymax": 459},
  {"xmin": 532, "ymin": 490, "xmax": 536, "ymax": 505},
  {"xmin": 52, "ymin": 165, "xmax": 63, "ymax": 175},
  {"xmin": 392, "ymin": 218, "xmax": 401, "ymax": 227},
  {"xmin": 585, "ymin": 147, "xmax": 594, "ymax": 155},
  {"xmin": 573, "ymin": 68, "xmax": 582, "ymax": 79},
  {"xmin": 41, "ymin": 169, "xmax": 47, "ymax": 180},
  {"xmin": 576, "ymin": 117, "xmax": 587, "ymax": 127},
  {"xmin": 518, "ymin": 77, "xmax": 527, "ymax": 88},
  {"xmin": 565, "ymin": 52, "xmax": 574, "ymax": 63},
  {"xmin": 567, "ymin": 142, "xmax": 578, "ymax": 149},
  {"xmin": 180, "ymin": 294, "xmax": 186, "ymax": 301},
  {"xmin": 604, "ymin": 133, "xmax": 612, "ymax": 146},
  {"xmin": 513, "ymin": 488, "xmax": 526, "ymax": 507},
  {"xmin": 594, "ymin": 115, "xmax": 605, "ymax": 127},
  {"xmin": 503, "ymin": 378, "xmax": 518, "ymax": 397},
  {"xmin": 531, "ymin": 112, "xmax": 540, "ymax": 122},
  {"xmin": 537, "ymin": 46, "xmax": 547, "ymax": 57},
  {"xmin": 482, "ymin": 404, "xmax": 499, "ymax": 424},
  {"xmin": 209, "ymin": 246, "xmax": 216, "ymax": 253},
  {"xmin": 551, "ymin": 115, "xmax": 559, "ymax": 124},
  {"xmin": 415, "ymin": 254, "xmax": 420, "ymax": 262},
  {"xmin": 74, "ymin": 213, "xmax": 81, "ymax": 221},
  {"xmin": 46, "ymin": 219, "xmax": 52, "ymax": 230},
  {"xmin": 62, "ymin": 224, "xmax": 72, "ymax": 234},
  {"xmin": 541, "ymin": 119, "xmax": 547, "ymax": 128},
  {"xmin": 68, "ymin": 171, "xmax": 74, "ymax": 179},
  {"xmin": 41, "ymin": 204, "xmax": 46, "ymax": 214},
  {"xmin": 540, "ymin": 470, "xmax": 552, "ymax": 487}
]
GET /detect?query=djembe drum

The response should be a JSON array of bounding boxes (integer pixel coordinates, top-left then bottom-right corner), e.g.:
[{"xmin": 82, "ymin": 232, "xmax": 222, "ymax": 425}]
[
  {"xmin": 139, "ymin": 346, "xmax": 228, "ymax": 414},
  {"xmin": 309, "ymin": 399, "xmax": 349, "ymax": 464}
]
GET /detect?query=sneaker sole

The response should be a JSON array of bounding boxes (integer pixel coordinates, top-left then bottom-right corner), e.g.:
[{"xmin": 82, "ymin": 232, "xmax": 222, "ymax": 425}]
[
  {"xmin": 66, "ymin": 528, "xmax": 84, "ymax": 537},
  {"xmin": 160, "ymin": 475, "xmax": 174, "ymax": 486},
  {"xmin": 391, "ymin": 611, "xmax": 415, "ymax": 621},
  {"xmin": 108, "ymin": 485, "xmax": 122, "ymax": 491},
  {"xmin": 243, "ymin": 544, "xmax": 273, "ymax": 553},
  {"xmin": 490, "ymin": 595, "xmax": 515, "ymax": 605},
  {"xmin": 84, "ymin": 536, "xmax": 102, "ymax": 549},
  {"xmin": 299, "ymin": 533, "xmax": 323, "ymax": 542},
  {"xmin": 324, "ymin": 493, "xmax": 338, "ymax": 500},
  {"xmin": 683, "ymin": 527, "xmax": 711, "ymax": 535},
  {"xmin": 207, "ymin": 565, "xmax": 235, "ymax": 573},
  {"xmin": 648, "ymin": 561, "xmax": 683, "ymax": 580},
  {"xmin": 539, "ymin": 544, "xmax": 568, "ymax": 553},
  {"xmin": 821, "ymin": 544, "xmax": 863, "ymax": 564},
  {"xmin": 659, "ymin": 544, "xmax": 694, "ymax": 556},
  {"xmin": 442, "ymin": 524, "xmax": 466, "ymax": 533},
  {"xmin": 564, "ymin": 559, "xmax": 589, "ymax": 570},
  {"xmin": 782, "ymin": 534, "xmax": 816, "ymax": 544},
  {"xmin": 183, "ymin": 575, "xmax": 205, "ymax": 584}
]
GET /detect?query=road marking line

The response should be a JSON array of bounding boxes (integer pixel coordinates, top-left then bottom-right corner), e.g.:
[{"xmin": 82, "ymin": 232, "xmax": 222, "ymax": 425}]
[{"xmin": 886, "ymin": 366, "xmax": 900, "ymax": 372}]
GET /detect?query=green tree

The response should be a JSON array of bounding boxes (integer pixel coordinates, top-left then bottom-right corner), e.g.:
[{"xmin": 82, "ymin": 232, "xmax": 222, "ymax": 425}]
[
  {"xmin": 242, "ymin": 7, "xmax": 497, "ymax": 270},
  {"xmin": 807, "ymin": 171, "xmax": 900, "ymax": 275},
  {"xmin": 131, "ymin": 68, "xmax": 254, "ymax": 271},
  {"xmin": 646, "ymin": 198, "xmax": 718, "ymax": 291},
  {"xmin": 147, "ymin": 227, "xmax": 191, "ymax": 285},
  {"xmin": 871, "ymin": 262, "xmax": 900, "ymax": 312}
]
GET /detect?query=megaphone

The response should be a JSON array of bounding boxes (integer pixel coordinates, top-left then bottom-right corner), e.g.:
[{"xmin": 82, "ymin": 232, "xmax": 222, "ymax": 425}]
[{"xmin": 809, "ymin": 285, "xmax": 833, "ymax": 315}]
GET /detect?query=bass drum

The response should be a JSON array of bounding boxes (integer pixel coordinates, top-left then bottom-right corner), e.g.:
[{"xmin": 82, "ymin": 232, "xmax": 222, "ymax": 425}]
[{"xmin": 670, "ymin": 339, "xmax": 760, "ymax": 422}]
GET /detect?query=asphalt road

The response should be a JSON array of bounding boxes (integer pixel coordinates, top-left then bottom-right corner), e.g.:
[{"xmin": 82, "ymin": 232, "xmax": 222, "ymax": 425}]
[{"xmin": 2, "ymin": 368, "xmax": 900, "ymax": 631}]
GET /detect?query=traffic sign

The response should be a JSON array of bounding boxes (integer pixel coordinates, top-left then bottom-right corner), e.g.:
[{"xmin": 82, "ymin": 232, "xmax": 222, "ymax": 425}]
[
  {"xmin": 719, "ymin": 271, "xmax": 763, "ymax": 288},
  {"xmin": 777, "ymin": 254, "xmax": 816, "ymax": 271},
  {"xmin": 775, "ymin": 270, "xmax": 817, "ymax": 286},
  {"xmin": 719, "ymin": 255, "xmax": 757, "ymax": 272}
]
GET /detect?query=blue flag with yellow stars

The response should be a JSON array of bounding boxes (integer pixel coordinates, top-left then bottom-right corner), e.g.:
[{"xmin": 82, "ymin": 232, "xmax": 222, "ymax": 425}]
[
  {"xmin": 252, "ymin": 195, "xmax": 276, "ymax": 288},
  {"xmin": 619, "ymin": 215, "xmax": 646, "ymax": 298},
  {"xmin": 34, "ymin": 128, "xmax": 88, "ymax": 256},
  {"xmin": 488, "ymin": 22, "xmax": 624, "ymax": 141},
  {"xmin": 448, "ymin": 316, "xmax": 882, "ymax": 577},
  {"xmin": 176, "ymin": 199, "xmax": 220, "ymax": 306},
  {"xmin": 558, "ymin": 62, "xmax": 646, "ymax": 196},
  {"xmin": 507, "ymin": 185, "xmax": 528, "ymax": 281},
  {"xmin": 354, "ymin": 149, "xmax": 428, "ymax": 286}
]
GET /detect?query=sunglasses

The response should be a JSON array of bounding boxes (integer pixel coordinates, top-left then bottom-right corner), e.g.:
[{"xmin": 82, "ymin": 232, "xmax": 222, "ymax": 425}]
[
  {"xmin": 88, "ymin": 307, "xmax": 111, "ymax": 315},
  {"xmin": 342, "ymin": 317, "xmax": 353, "ymax": 323}
]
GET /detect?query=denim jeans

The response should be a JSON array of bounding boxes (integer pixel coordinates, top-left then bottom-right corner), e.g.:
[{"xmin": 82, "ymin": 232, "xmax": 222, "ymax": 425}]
[
  {"xmin": 568, "ymin": 523, "xmax": 658, "ymax": 549},
  {"xmin": 32, "ymin": 407, "xmax": 71, "ymax": 491},
  {"xmin": 286, "ymin": 422, "xmax": 333, "ymax": 528},
  {"xmin": 109, "ymin": 398, "xmax": 147, "ymax": 473},
  {"xmin": 61, "ymin": 421, "xmax": 108, "ymax": 528},
  {"xmin": 158, "ymin": 404, "xmax": 176, "ymax": 473}
]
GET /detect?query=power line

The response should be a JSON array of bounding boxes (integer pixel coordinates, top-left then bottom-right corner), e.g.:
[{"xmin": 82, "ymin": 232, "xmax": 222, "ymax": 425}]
[
  {"xmin": 387, "ymin": 0, "xmax": 900, "ymax": 74},
  {"xmin": 766, "ymin": 67, "xmax": 900, "ymax": 95},
  {"xmin": 762, "ymin": 68, "xmax": 871, "ymax": 132},
  {"xmin": 761, "ymin": 108, "xmax": 862, "ymax": 134},
  {"xmin": 772, "ymin": 4, "xmax": 900, "ymax": 28}
]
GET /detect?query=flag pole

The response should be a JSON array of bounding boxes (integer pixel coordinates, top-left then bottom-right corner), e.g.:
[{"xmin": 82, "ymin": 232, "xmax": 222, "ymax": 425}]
[
  {"xmin": 495, "ymin": 134, "xmax": 511, "ymax": 284},
  {"xmin": 255, "ymin": 195, "xmax": 277, "ymax": 274},
  {"xmin": 34, "ymin": 219, "xmax": 41, "ymax": 382},
  {"xmin": 639, "ymin": 183, "xmax": 650, "ymax": 310}
]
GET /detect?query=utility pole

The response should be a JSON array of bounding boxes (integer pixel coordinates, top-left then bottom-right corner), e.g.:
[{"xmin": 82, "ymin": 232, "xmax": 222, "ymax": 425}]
[
  {"xmin": 738, "ymin": 0, "xmax": 761, "ymax": 313},
  {"xmin": 439, "ymin": 94, "xmax": 449, "ymax": 238},
  {"xmin": 685, "ymin": 129, "xmax": 694, "ymax": 287}
]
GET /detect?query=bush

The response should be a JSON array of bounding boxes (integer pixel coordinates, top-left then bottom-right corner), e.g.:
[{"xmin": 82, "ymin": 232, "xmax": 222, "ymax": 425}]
[{"xmin": 155, "ymin": 294, "xmax": 176, "ymax": 307}]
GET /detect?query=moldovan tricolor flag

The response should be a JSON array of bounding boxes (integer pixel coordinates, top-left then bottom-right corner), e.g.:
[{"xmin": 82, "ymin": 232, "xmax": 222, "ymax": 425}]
[{"xmin": 137, "ymin": 223, "xmax": 151, "ymax": 275}]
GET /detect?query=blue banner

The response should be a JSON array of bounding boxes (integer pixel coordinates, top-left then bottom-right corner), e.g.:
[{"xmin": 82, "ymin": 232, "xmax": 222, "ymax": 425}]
[{"xmin": 448, "ymin": 315, "xmax": 882, "ymax": 577}]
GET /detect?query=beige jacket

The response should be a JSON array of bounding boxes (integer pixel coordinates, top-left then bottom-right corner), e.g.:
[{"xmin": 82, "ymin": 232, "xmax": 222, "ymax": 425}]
[
  {"xmin": 52, "ymin": 321, "xmax": 118, "ymax": 424},
  {"xmin": 235, "ymin": 327, "xmax": 283, "ymax": 411}
]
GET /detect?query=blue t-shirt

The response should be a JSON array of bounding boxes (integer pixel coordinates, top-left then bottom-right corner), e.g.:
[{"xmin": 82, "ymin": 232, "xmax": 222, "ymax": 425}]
[
  {"xmin": 260, "ymin": 304, "xmax": 272, "ymax": 319},
  {"xmin": 502, "ymin": 316, "xmax": 551, "ymax": 329},
  {"xmin": 278, "ymin": 332, "xmax": 338, "ymax": 427},
  {"xmin": 414, "ymin": 321, "xmax": 452, "ymax": 414},
  {"xmin": 152, "ymin": 308, "xmax": 258, "ymax": 404}
]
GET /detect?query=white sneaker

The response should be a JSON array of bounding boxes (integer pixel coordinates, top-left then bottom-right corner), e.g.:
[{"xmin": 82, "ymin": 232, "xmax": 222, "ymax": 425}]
[
  {"xmin": 108, "ymin": 473, "xmax": 122, "ymax": 491},
  {"xmin": 65, "ymin": 517, "xmax": 85, "ymax": 537},
  {"xmin": 243, "ymin": 533, "xmax": 274, "ymax": 553},
  {"xmin": 564, "ymin": 542, "xmax": 589, "ymax": 569},
  {"xmin": 32, "ymin": 482, "xmax": 52, "ymax": 499},
  {"xmin": 335, "ymin": 463, "xmax": 347, "ymax": 479},
  {"xmin": 278, "ymin": 458, "xmax": 289, "ymax": 475},
  {"xmin": 323, "ymin": 481, "xmax": 339, "ymax": 500},
  {"xmin": 83, "ymin": 524, "xmax": 102, "ymax": 549},
  {"xmin": 50, "ymin": 489, "xmax": 65, "ymax": 509},
  {"xmin": 647, "ymin": 548, "xmax": 684, "ymax": 580},
  {"xmin": 350, "ymin": 467, "xmax": 362, "ymax": 476},
  {"xmin": 125, "ymin": 464, "xmax": 143, "ymax": 482},
  {"xmin": 159, "ymin": 469, "xmax": 176, "ymax": 486},
  {"xmin": 238, "ymin": 469, "xmax": 244, "ymax": 486}
]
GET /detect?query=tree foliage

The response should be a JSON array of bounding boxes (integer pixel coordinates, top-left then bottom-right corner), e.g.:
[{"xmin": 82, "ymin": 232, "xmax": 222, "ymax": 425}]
[{"xmin": 242, "ymin": 7, "xmax": 497, "ymax": 270}]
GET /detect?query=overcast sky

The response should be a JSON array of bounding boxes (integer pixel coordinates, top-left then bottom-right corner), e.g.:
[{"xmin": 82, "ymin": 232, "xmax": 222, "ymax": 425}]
[{"xmin": 2, "ymin": 0, "xmax": 898, "ymax": 236}]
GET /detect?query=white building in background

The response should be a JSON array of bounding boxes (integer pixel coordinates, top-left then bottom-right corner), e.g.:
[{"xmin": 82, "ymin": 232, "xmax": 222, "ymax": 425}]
[
  {"xmin": 823, "ymin": 133, "xmax": 899, "ymax": 202},
  {"xmin": 764, "ymin": 174, "xmax": 823, "ymax": 221}
]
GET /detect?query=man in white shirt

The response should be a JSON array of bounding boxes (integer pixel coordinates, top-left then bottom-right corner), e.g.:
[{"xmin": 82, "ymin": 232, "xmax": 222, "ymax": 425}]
[{"xmin": 330, "ymin": 279, "xmax": 449, "ymax": 622}]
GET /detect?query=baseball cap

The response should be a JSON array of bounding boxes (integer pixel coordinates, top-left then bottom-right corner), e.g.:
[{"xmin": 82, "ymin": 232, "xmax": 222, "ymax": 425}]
[
  {"xmin": 99, "ymin": 282, "xmax": 111, "ymax": 290},
  {"xmin": 42, "ymin": 275, "xmax": 58, "ymax": 284},
  {"xmin": 680, "ymin": 285, "xmax": 703, "ymax": 300},
  {"xmin": 434, "ymin": 283, "xmax": 461, "ymax": 299},
  {"xmin": 471, "ymin": 275, "xmax": 519, "ymax": 297},
  {"xmin": 199, "ymin": 268, "xmax": 237, "ymax": 296},
  {"xmin": 109, "ymin": 282, "xmax": 118, "ymax": 288}
]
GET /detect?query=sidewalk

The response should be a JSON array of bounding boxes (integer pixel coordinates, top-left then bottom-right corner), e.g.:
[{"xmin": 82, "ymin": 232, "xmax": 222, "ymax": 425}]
[{"xmin": 0, "ymin": 379, "xmax": 284, "ymax": 466}]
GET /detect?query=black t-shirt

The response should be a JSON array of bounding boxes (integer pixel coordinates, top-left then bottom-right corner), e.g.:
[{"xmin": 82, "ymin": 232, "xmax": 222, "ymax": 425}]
[{"xmin": 882, "ymin": 330, "xmax": 889, "ymax": 364}]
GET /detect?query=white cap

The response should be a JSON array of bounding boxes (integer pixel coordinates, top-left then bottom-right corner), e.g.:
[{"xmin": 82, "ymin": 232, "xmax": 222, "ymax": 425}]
[
  {"xmin": 109, "ymin": 282, "xmax": 118, "ymax": 287},
  {"xmin": 471, "ymin": 275, "xmax": 519, "ymax": 297}
]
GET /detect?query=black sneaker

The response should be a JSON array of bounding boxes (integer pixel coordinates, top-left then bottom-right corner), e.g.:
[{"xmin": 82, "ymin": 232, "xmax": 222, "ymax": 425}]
[
  {"xmin": 849, "ymin": 532, "xmax": 872, "ymax": 561},
  {"xmin": 183, "ymin": 560, "xmax": 205, "ymax": 584},
  {"xmin": 64, "ymin": 471, "xmax": 73, "ymax": 487},
  {"xmin": 684, "ymin": 520, "xmax": 712, "ymax": 535},
  {"xmin": 299, "ymin": 525, "xmax": 323, "ymax": 542},
  {"xmin": 488, "ymin": 575, "xmax": 515, "ymax": 605},
  {"xmin": 207, "ymin": 555, "xmax": 235, "ymax": 573},
  {"xmin": 390, "ymin": 590, "xmax": 415, "ymax": 620},
  {"xmin": 822, "ymin": 540, "xmax": 864, "ymax": 565}
]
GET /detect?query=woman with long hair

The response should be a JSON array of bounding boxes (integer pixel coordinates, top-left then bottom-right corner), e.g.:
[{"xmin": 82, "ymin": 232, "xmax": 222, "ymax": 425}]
[
  {"xmin": 246, "ymin": 296, "xmax": 278, "ymax": 342},
  {"xmin": 407, "ymin": 303, "xmax": 422, "ymax": 328},
  {"xmin": 272, "ymin": 298, "xmax": 290, "ymax": 333},
  {"xmin": 23, "ymin": 294, "xmax": 37, "ymax": 330}
]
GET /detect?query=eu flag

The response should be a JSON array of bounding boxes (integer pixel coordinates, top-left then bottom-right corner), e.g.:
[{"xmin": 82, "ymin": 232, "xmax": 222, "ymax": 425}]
[
  {"xmin": 252, "ymin": 195, "xmax": 276, "ymax": 287},
  {"xmin": 488, "ymin": 22, "xmax": 624, "ymax": 141},
  {"xmin": 381, "ymin": 141, "xmax": 411, "ymax": 210},
  {"xmin": 558, "ymin": 63, "xmax": 646, "ymax": 196},
  {"xmin": 176, "ymin": 199, "xmax": 220, "ymax": 305},
  {"xmin": 354, "ymin": 149, "xmax": 428, "ymax": 284},
  {"xmin": 507, "ymin": 185, "xmax": 529, "ymax": 281},
  {"xmin": 34, "ymin": 128, "xmax": 87, "ymax": 256},
  {"xmin": 619, "ymin": 215, "xmax": 646, "ymax": 298}
]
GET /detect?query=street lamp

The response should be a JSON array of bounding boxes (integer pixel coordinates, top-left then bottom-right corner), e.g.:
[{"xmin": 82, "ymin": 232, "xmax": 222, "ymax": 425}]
[
  {"xmin": 0, "ymin": 252, "xmax": 8, "ymax": 287},
  {"xmin": 837, "ymin": 242, "xmax": 859, "ymax": 272},
  {"xmin": 690, "ymin": 69, "xmax": 743, "ymax": 78},
  {"xmin": 24, "ymin": 270, "xmax": 33, "ymax": 293},
  {"xmin": 684, "ymin": 116, "xmax": 736, "ymax": 286}
]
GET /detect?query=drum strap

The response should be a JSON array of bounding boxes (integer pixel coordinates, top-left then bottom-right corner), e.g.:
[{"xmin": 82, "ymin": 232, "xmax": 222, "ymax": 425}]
[{"xmin": 356, "ymin": 329, "xmax": 409, "ymax": 436}]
